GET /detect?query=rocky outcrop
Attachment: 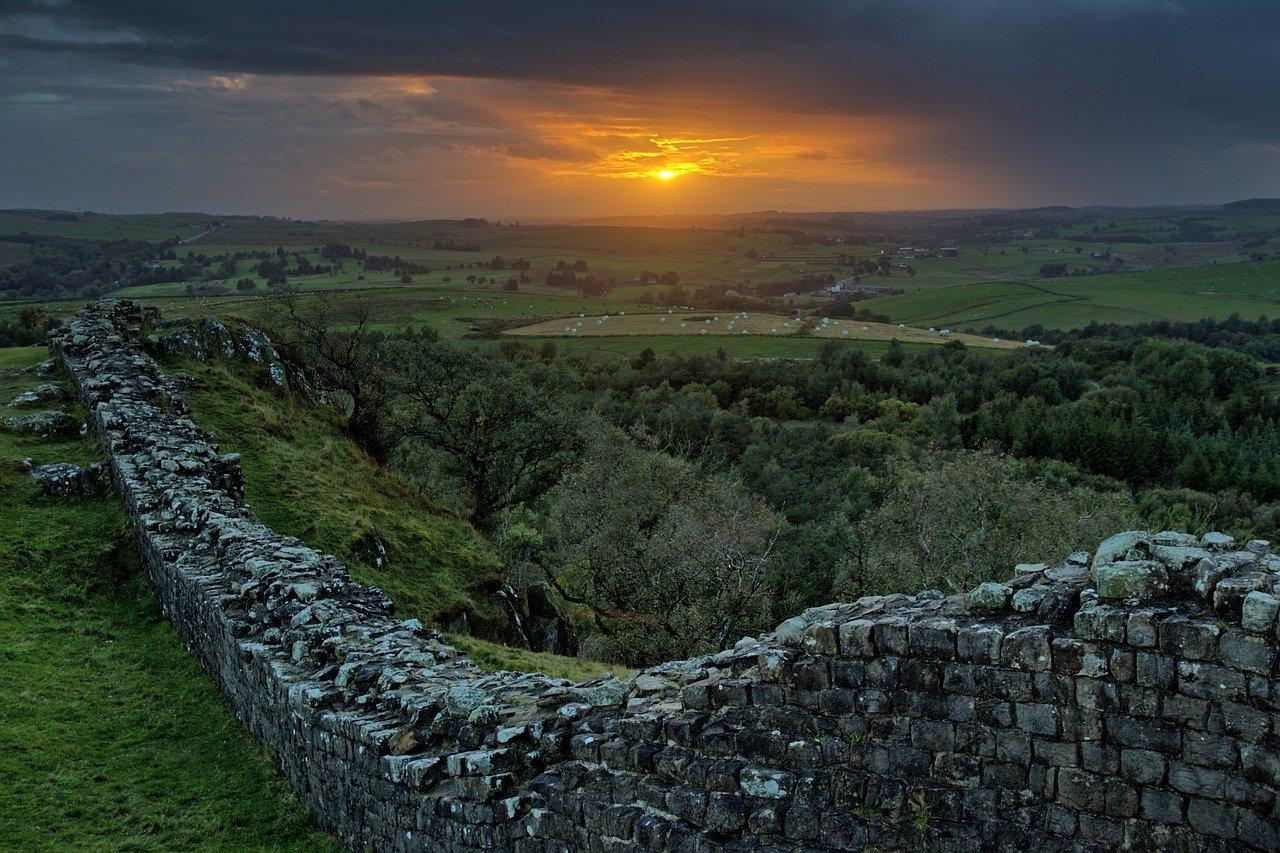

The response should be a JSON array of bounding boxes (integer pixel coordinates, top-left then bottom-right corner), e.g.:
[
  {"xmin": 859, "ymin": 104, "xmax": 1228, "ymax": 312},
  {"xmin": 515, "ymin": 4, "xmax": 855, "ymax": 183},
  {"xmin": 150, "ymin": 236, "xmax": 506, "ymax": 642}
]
[
  {"xmin": 4, "ymin": 409, "xmax": 81, "ymax": 438},
  {"xmin": 8, "ymin": 382, "xmax": 70, "ymax": 408},
  {"xmin": 50, "ymin": 299, "xmax": 1280, "ymax": 851},
  {"xmin": 149, "ymin": 313, "xmax": 310, "ymax": 394},
  {"xmin": 25, "ymin": 459, "xmax": 102, "ymax": 496}
]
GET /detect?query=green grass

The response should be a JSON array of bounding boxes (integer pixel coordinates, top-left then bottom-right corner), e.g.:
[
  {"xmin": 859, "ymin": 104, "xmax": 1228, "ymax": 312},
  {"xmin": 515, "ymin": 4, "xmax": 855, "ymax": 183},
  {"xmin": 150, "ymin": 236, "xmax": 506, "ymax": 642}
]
[
  {"xmin": 178, "ymin": 358, "xmax": 503, "ymax": 629},
  {"xmin": 0, "ymin": 346, "xmax": 335, "ymax": 851},
  {"xmin": 866, "ymin": 260, "xmax": 1280, "ymax": 330},
  {"xmin": 445, "ymin": 634, "xmax": 625, "ymax": 680},
  {"xmin": 503, "ymin": 334, "xmax": 941, "ymax": 359}
]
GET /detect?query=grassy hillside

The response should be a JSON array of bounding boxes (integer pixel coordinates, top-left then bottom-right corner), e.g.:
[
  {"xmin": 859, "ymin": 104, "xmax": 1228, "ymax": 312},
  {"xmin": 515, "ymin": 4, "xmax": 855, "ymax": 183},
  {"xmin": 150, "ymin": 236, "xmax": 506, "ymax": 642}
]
[
  {"xmin": 175, "ymin": 355, "xmax": 612, "ymax": 679},
  {"xmin": 180, "ymin": 357, "xmax": 501, "ymax": 627},
  {"xmin": 0, "ymin": 347, "xmax": 336, "ymax": 850}
]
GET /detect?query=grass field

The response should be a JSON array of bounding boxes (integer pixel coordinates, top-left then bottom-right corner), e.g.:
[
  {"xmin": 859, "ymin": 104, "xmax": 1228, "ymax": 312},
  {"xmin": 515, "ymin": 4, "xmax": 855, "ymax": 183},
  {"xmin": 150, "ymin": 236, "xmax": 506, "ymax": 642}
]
[
  {"xmin": 865, "ymin": 260, "xmax": 1280, "ymax": 329},
  {"xmin": 507, "ymin": 310, "xmax": 1027, "ymax": 350},
  {"xmin": 0, "ymin": 347, "xmax": 335, "ymax": 850}
]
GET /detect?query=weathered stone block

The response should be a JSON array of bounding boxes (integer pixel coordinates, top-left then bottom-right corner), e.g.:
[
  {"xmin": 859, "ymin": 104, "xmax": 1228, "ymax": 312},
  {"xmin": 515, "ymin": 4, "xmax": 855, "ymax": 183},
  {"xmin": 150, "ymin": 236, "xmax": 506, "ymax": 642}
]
[
  {"xmin": 837, "ymin": 619, "xmax": 875, "ymax": 658},
  {"xmin": 1000, "ymin": 626, "xmax": 1052, "ymax": 671},
  {"xmin": 1056, "ymin": 768, "xmax": 1105, "ymax": 812},
  {"xmin": 1140, "ymin": 788, "xmax": 1184, "ymax": 824},
  {"xmin": 1242, "ymin": 590, "xmax": 1280, "ymax": 633},
  {"xmin": 956, "ymin": 625, "xmax": 1002, "ymax": 664},
  {"xmin": 1105, "ymin": 715, "xmax": 1180, "ymax": 753},
  {"xmin": 965, "ymin": 582, "xmax": 1011, "ymax": 612},
  {"xmin": 909, "ymin": 619, "xmax": 957, "ymax": 659},
  {"xmin": 871, "ymin": 618, "xmax": 909, "ymax": 655},
  {"xmin": 1219, "ymin": 628, "xmax": 1275, "ymax": 675},
  {"xmin": 1074, "ymin": 605, "xmax": 1127, "ymax": 642},
  {"xmin": 1158, "ymin": 616, "xmax": 1220, "ymax": 660},
  {"xmin": 1093, "ymin": 560, "xmax": 1168, "ymax": 601},
  {"xmin": 1186, "ymin": 796, "xmax": 1238, "ymax": 840},
  {"xmin": 1015, "ymin": 703, "xmax": 1059, "ymax": 737},
  {"xmin": 1214, "ymin": 573, "xmax": 1270, "ymax": 618}
]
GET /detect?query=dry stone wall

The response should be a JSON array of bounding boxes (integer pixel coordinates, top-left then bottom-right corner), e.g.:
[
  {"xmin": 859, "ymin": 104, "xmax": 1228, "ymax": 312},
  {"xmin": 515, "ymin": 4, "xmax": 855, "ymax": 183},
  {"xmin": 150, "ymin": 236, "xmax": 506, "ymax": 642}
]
[{"xmin": 50, "ymin": 299, "xmax": 1280, "ymax": 851}]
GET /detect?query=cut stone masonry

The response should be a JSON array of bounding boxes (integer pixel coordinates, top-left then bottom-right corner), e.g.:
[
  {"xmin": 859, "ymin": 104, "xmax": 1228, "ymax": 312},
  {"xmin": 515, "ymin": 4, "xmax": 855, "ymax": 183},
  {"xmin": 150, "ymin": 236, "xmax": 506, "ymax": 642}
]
[{"xmin": 46, "ymin": 299, "xmax": 1280, "ymax": 851}]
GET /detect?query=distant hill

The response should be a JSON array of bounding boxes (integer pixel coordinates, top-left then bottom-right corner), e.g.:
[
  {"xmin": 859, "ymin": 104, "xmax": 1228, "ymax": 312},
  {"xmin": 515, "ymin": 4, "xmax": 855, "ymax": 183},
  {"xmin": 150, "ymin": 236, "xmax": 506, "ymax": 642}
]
[{"xmin": 1222, "ymin": 198, "xmax": 1280, "ymax": 211}]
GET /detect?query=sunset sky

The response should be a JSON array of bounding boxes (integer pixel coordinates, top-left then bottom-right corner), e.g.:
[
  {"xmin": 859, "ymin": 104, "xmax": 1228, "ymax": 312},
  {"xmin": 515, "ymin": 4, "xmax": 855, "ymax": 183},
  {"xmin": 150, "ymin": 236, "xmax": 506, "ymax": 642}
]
[{"xmin": 1, "ymin": 1, "xmax": 1278, "ymax": 219}]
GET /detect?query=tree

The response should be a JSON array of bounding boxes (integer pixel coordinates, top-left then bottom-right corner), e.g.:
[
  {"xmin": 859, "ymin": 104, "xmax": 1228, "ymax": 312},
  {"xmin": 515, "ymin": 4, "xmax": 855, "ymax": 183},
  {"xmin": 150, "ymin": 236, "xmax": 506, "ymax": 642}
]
[
  {"xmin": 659, "ymin": 270, "xmax": 680, "ymax": 286},
  {"xmin": 854, "ymin": 451, "xmax": 1136, "ymax": 595},
  {"xmin": 531, "ymin": 433, "xmax": 779, "ymax": 664},
  {"xmin": 17, "ymin": 306, "xmax": 45, "ymax": 331},
  {"xmin": 384, "ymin": 340, "xmax": 582, "ymax": 530},
  {"xmin": 268, "ymin": 292, "xmax": 393, "ymax": 459}
]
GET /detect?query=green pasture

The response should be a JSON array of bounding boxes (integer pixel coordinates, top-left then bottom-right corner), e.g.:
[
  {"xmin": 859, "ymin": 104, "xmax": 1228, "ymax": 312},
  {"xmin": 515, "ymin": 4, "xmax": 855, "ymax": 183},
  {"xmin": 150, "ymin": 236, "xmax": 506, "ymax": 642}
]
[
  {"xmin": 499, "ymin": 333, "xmax": 936, "ymax": 360},
  {"xmin": 864, "ymin": 260, "xmax": 1280, "ymax": 330}
]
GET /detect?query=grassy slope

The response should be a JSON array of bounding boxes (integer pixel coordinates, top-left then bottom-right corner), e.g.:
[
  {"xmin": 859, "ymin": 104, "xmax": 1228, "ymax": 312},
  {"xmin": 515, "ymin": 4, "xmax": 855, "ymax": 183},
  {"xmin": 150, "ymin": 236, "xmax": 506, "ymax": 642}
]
[
  {"xmin": 0, "ymin": 346, "xmax": 336, "ymax": 851},
  {"xmin": 180, "ymin": 358, "xmax": 500, "ymax": 626},
  {"xmin": 177, "ymin": 356, "xmax": 611, "ymax": 679}
]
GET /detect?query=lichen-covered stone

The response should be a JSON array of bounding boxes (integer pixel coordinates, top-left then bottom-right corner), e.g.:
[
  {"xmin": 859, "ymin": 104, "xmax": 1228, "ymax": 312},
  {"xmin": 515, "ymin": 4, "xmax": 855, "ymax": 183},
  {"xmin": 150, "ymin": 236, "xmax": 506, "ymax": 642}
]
[
  {"xmin": 966, "ymin": 581, "xmax": 1012, "ymax": 611},
  {"xmin": 1093, "ymin": 560, "xmax": 1168, "ymax": 601},
  {"xmin": 1012, "ymin": 584, "xmax": 1050, "ymax": 613},
  {"xmin": 1092, "ymin": 531, "xmax": 1152, "ymax": 570},
  {"xmin": 26, "ymin": 461, "xmax": 99, "ymax": 495},
  {"xmin": 8, "ymin": 382, "xmax": 69, "ymax": 408},
  {"xmin": 1241, "ymin": 591, "xmax": 1280, "ymax": 633},
  {"xmin": 159, "ymin": 327, "xmax": 205, "ymax": 359},
  {"xmin": 1201, "ymin": 531, "xmax": 1236, "ymax": 550},
  {"xmin": 4, "ymin": 409, "xmax": 80, "ymax": 438}
]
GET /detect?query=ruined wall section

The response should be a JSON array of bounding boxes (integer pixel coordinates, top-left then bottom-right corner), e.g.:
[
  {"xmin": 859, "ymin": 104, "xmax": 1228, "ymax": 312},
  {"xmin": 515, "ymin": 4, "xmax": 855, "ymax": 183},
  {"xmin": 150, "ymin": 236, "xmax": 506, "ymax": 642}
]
[{"xmin": 50, "ymin": 299, "xmax": 1280, "ymax": 851}]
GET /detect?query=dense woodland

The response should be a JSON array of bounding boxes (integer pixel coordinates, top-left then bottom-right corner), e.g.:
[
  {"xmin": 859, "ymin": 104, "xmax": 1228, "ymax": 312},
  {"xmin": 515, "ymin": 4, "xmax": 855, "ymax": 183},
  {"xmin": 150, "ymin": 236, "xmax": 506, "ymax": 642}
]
[
  {"xmin": 979, "ymin": 314, "xmax": 1280, "ymax": 363},
  {"xmin": 0, "ymin": 234, "xmax": 180, "ymax": 300},
  {"xmin": 271, "ymin": 299, "xmax": 1280, "ymax": 665}
]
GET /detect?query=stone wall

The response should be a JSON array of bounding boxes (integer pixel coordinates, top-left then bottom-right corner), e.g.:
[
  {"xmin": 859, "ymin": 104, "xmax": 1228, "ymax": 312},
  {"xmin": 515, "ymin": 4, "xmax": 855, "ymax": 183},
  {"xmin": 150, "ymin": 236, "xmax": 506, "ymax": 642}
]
[{"xmin": 50, "ymin": 299, "xmax": 1280, "ymax": 851}]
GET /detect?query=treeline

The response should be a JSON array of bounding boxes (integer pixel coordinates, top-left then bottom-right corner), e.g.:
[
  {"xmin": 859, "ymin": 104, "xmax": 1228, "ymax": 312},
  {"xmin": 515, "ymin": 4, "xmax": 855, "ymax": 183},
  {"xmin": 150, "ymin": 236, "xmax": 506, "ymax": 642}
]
[
  {"xmin": 0, "ymin": 234, "xmax": 180, "ymax": 300},
  {"xmin": 975, "ymin": 314, "xmax": 1280, "ymax": 363}
]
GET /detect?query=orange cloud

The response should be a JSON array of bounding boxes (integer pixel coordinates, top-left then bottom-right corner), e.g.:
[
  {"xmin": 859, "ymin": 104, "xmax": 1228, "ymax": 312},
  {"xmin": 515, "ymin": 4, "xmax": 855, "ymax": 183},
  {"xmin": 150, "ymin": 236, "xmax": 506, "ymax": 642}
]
[{"xmin": 172, "ymin": 72, "xmax": 959, "ymax": 215}]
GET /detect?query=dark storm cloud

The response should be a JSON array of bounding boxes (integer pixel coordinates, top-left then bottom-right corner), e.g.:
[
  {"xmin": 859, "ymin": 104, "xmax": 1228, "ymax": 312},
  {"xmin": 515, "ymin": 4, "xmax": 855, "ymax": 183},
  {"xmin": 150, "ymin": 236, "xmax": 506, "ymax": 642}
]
[
  {"xmin": 4, "ymin": 0, "xmax": 1278, "ymax": 121},
  {"xmin": 1, "ymin": 0, "xmax": 1279, "ymax": 214}
]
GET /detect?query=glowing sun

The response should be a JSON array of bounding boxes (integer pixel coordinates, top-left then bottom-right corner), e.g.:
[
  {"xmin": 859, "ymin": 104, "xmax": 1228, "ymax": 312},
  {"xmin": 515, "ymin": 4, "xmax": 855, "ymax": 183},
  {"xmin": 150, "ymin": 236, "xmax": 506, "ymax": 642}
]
[{"xmin": 656, "ymin": 169, "xmax": 678, "ymax": 181}]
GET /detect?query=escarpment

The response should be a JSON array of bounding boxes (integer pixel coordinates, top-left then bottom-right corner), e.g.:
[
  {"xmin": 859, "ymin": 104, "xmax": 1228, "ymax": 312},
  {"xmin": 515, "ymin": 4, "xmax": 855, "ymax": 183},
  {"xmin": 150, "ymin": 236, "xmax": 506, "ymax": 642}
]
[{"xmin": 48, "ymin": 299, "xmax": 1280, "ymax": 851}]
